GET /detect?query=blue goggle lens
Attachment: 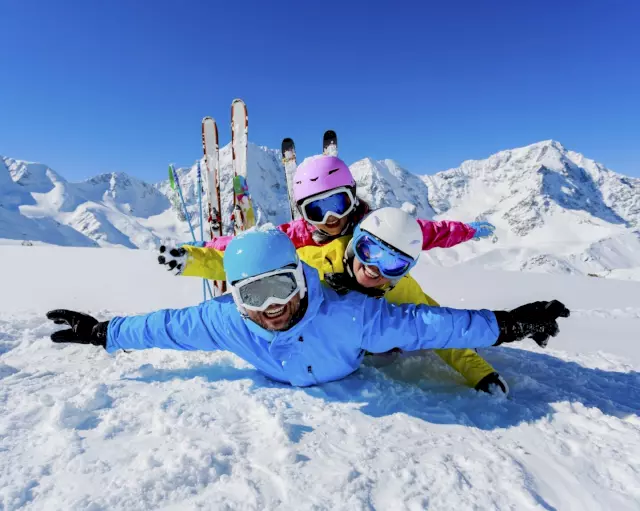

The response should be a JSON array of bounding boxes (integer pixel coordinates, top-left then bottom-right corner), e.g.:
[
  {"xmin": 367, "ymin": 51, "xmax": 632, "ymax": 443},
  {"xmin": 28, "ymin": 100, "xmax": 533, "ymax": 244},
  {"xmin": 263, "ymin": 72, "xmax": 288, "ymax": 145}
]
[
  {"xmin": 304, "ymin": 192, "xmax": 352, "ymax": 223},
  {"xmin": 354, "ymin": 235, "xmax": 412, "ymax": 277}
]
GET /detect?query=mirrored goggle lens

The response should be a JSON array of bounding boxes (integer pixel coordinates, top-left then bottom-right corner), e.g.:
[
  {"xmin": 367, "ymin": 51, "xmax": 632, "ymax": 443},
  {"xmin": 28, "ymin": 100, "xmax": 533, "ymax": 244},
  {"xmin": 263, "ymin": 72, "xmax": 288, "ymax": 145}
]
[
  {"xmin": 304, "ymin": 192, "xmax": 352, "ymax": 223},
  {"xmin": 237, "ymin": 272, "xmax": 298, "ymax": 309},
  {"xmin": 355, "ymin": 235, "xmax": 412, "ymax": 277}
]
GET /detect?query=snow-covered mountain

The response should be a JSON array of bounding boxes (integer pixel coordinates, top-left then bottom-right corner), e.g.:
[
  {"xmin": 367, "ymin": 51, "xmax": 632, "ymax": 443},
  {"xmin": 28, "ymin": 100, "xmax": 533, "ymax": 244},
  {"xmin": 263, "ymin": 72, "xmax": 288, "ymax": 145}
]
[
  {"xmin": 1, "ymin": 140, "xmax": 639, "ymax": 280},
  {"xmin": 419, "ymin": 141, "xmax": 640, "ymax": 278}
]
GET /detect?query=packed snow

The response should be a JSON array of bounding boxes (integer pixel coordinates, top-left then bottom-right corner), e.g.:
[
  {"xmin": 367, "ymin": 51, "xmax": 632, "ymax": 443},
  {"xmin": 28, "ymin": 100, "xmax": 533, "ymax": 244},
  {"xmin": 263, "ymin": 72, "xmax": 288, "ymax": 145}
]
[{"xmin": 1, "ymin": 244, "xmax": 639, "ymax": 510}]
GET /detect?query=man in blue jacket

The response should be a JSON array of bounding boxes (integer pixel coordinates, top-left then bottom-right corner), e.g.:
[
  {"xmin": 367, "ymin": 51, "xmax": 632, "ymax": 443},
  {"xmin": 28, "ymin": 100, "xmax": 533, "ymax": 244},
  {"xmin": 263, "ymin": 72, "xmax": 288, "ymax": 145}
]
[{"xmin": 47, "ymin": 228, "xmax": 569, "ymax": 387}]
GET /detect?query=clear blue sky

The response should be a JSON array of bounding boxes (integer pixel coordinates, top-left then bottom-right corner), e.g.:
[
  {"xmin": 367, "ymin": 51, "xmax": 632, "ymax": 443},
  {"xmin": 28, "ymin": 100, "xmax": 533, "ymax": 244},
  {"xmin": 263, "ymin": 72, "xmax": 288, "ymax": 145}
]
[{"xmin": 1, "ymin": 0, "xmax": 639, "ymax": 181}]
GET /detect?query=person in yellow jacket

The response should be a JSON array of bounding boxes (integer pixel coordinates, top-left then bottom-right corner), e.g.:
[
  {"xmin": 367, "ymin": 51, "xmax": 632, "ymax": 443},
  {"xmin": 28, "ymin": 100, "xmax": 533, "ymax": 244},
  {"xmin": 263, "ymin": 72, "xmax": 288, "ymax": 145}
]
[{"xmin": 157, "ymin": 208, "xmax": 509, "ymax": 395}]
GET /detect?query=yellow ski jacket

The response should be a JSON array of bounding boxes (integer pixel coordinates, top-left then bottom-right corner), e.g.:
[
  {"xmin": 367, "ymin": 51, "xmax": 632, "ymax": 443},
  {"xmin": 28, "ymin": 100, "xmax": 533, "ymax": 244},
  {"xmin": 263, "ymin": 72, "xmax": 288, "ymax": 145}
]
[{"xmin": 179, "ymin": 238, "xmax": 495, "ymax": 387}]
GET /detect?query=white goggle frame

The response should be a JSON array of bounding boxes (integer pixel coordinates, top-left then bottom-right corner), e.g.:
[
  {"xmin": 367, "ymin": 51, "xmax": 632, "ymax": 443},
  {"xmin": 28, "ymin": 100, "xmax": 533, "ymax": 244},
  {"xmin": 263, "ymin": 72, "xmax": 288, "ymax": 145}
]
[
  {"xmin": 298, "ymin": 187, "xmax": 357, "ymax": 226},
  {"xmin": 230, "ymin": 264, "xmax": 307, "ymax": 312}
]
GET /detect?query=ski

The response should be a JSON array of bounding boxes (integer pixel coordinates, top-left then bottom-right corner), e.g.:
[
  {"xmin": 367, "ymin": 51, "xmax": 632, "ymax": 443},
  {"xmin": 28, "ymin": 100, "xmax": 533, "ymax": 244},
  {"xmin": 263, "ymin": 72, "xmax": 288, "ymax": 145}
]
[
  {"xmin": 201, "ymin": 117, "xmax": 223, "ymax": 240},
  {"xmin": 281, "ymin": 137, "xmax": 298, "ymax": 221},
  {"xmin": 323, "ymin": 130, "xmax": 338, "ymax": 156},
  {"xmin": 201, "ymin": 117, "xmax": 226, "ymax": 295},
  {"xmin": 231, "ymin": 99, "xmax": 255, "ymax": 233}
]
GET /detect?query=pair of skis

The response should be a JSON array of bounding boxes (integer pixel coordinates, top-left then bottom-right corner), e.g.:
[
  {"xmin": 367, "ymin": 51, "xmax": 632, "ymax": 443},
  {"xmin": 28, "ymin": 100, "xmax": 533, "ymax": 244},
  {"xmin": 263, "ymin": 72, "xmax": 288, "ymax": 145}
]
[
  {"xmin": 202, "ymin": 99, "xmax": 255, "ymax": 238},
  {"xmin": 281, "ymin": 130, "xmax": 338, "ymax": 221},
  {"xmin": 200, "ymin": 99, "xmax": 256, "ymax": 295}
]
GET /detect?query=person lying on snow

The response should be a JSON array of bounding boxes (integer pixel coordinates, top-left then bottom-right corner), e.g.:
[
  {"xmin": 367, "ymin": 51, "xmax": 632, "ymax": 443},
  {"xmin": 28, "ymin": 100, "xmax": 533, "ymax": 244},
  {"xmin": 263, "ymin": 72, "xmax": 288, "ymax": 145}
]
[
  {"xmin": 47, "ymin": 228, "xmax": 569, "ymax": 388},
  {"xmin": 194, "ymin": 154, "xmax": 496, "ymax": 251},
  {"xmin": 159, "ymin": 208, "xmax": 510, "ymax": 395}
]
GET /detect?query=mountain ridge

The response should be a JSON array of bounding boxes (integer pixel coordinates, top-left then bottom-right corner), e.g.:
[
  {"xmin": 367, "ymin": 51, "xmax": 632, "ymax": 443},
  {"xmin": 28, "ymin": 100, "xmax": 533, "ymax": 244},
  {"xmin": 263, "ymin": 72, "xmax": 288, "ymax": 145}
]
[{"xmin": 2, "ymin": 140, "xmax": 639, "ymax": 280}]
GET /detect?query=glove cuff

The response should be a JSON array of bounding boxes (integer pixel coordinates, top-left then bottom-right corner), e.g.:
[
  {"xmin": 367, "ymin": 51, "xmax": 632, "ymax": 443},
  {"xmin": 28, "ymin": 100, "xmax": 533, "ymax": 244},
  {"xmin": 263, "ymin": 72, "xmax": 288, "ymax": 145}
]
[
  {"xmin": 492, "ymin": 311, "xmax": 511, "ymax": 345},
  {"xmin": 90, "ymin": 321, "xmax": 110, "ymax": 348}
]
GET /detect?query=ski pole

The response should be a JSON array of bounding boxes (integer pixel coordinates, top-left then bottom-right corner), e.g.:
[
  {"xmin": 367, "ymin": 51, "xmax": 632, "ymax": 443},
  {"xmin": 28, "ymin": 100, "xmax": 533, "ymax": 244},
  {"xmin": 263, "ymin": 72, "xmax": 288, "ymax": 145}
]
[
  {"xmin": 169, "ymin": 164, "xmax": 213, "ymax": 300},
  {"xmin": 196, "ymin": 162, "xmax": 213, "ymax": 300}
]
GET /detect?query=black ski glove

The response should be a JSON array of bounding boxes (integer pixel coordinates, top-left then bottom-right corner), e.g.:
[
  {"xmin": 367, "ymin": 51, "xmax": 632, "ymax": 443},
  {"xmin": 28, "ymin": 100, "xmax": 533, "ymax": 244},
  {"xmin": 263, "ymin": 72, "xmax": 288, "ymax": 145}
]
[
  {"xmin": 475, "ymin": 372, "xmax": 509, "ymax": 396},
  {"xmin": 46, "ymin": 310, "xmax": 109, "ymax": 348},
  {"xmin": 493, "ymin": 300, "xmax": 570, "ymax": 348},
  {"xmin": 158, "ymin": 245, "xmax": 187, "ymax": 275}
]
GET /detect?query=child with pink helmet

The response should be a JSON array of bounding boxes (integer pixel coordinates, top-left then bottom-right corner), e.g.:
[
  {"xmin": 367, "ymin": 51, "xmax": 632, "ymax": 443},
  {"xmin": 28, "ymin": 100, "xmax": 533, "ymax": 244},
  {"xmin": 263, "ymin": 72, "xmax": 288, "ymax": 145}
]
[{"xmin": 202, "ymin": 154, "xmax": 494, "ymax": 252}]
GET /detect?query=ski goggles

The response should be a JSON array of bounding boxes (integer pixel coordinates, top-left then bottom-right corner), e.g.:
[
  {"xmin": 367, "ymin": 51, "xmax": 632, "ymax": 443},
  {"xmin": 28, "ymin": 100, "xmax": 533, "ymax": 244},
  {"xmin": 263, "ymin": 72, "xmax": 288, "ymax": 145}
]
[
  {"xmin": 299, "ymin": 187, "xmax": 356, "ymax": 225},
  {"xmin": 230, "ymin": 265, "xmax": 305, "ymax": 312},
  {"xmin": 352, "ymin": 229, "xmax": 416, "ymax": 279}
]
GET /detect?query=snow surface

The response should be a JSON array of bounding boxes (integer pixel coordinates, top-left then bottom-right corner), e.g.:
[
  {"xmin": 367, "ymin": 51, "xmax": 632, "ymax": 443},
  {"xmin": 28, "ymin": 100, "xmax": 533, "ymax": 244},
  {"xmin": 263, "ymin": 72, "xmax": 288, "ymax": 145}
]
[{"xmin": 1, "ymin": 245, "xmax": 640, "ymax": 510}]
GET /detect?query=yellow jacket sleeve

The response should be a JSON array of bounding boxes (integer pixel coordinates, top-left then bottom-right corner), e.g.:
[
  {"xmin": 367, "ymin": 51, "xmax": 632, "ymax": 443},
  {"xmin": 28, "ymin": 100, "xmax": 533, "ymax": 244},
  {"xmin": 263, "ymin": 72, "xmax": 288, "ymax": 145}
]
[
  {"xmin": 385, "ymin": 275, "xmax": 496, "ymax": 387},
  {"xmin": 179, "ymin": 236, "xmax": 352, "ymax": 283},
  {"xmin": 180, "ymin": 245, "xmax": 226, "ymax": 280}
]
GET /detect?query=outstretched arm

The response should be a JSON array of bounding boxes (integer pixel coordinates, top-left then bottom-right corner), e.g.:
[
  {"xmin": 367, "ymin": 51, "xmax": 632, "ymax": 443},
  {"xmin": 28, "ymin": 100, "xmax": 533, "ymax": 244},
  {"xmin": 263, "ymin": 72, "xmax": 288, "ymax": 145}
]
[
  {"xmin": 158, "ymin": 244, "xmax": 226, "ymax": 280},
  {"xmin": 107, "ymin": 303, "xmax": 225, "ymax": 353},
  {"xmin": 416, "ymin": 218, "xmax": 478, "ymax": 250},
  {"xmin": 47, "ymin": 302, "xmax": 232, "ymax": 354},
  {"xmin": 360, "ymin": 299, "xmax": 500, "ymax": 353},
  {"xmin": 359, "ymin": 299, "xmax": 569, "ymax": 354}
]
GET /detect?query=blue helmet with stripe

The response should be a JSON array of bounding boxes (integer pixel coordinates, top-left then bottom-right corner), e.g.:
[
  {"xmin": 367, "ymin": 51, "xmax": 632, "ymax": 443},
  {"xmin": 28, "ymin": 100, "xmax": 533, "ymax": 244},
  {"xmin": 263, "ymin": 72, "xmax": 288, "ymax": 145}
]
[{"xmin": 224, "ymin": 228, "xmax": 300, "ymax": 284}]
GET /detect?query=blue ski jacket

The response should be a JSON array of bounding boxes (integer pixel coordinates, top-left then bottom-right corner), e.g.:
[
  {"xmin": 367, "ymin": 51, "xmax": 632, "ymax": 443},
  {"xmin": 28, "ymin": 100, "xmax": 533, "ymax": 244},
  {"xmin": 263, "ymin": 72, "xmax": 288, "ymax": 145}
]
[{"xmin": 107, "ymin": 264, "xmax": 500, "ymax": 387}]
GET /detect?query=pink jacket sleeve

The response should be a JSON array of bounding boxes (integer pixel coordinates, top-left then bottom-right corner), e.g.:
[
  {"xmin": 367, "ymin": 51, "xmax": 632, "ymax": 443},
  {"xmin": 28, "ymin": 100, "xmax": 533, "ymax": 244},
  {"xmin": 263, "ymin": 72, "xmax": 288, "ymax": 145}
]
[
  {"xmin": 417, "ymin": 219, "xmax": 476, "ymax": 250},
  {"xmin": 203, "ymin": 219, "xmax": 319, "ymax": 251},
  {"xmin": 204, "ymin": 235, "xmax": 234, "ymax": 250}
]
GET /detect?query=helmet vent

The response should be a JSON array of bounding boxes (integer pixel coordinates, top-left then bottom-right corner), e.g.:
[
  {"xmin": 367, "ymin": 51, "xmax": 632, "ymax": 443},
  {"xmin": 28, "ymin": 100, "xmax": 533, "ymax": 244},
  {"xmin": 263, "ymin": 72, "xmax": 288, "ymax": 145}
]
[
  {"xmin": 327, "ymin": 168, "xmax": 340, "ymax": 175},
  {"xmin": 310, "ymin": 177, "xmax": 319, "ymax": 181}
]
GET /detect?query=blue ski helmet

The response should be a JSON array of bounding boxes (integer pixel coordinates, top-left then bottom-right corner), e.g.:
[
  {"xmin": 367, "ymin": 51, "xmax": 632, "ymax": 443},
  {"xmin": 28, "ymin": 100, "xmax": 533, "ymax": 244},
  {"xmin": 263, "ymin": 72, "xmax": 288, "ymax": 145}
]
[{"xmin": 224, "ymin": 228, "xmax": 300, "ymax": 284}]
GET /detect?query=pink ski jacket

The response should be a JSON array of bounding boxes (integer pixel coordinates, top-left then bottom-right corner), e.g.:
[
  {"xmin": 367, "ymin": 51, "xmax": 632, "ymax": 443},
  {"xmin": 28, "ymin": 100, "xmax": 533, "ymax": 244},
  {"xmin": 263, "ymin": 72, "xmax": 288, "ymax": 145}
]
[{"xmin": 205, "ymin": 204, "xmax": 476, "ymax": 252}]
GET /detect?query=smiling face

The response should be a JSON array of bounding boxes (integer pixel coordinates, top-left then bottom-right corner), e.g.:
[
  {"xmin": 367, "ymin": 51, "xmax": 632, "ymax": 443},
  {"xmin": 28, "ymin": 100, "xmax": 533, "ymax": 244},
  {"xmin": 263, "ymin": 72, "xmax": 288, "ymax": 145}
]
[
  {"xmin": 316, "ymin": 214, "xmax": 350, "ymax": 236},
  {"xmin": 352, "ymin": 258, "xmax": 392, "ymax": 288},
  {"xmin": 245, "ymin": 294, "xmax": 302, "ymax": 331}
]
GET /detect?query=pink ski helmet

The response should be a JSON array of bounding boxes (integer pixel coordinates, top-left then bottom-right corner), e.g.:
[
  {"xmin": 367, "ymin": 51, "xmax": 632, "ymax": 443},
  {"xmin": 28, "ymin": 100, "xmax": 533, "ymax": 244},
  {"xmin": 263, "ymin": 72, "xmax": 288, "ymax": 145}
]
[{"xmin": 293, "ymin": 156, "xmax": 356, "ymax": 203}]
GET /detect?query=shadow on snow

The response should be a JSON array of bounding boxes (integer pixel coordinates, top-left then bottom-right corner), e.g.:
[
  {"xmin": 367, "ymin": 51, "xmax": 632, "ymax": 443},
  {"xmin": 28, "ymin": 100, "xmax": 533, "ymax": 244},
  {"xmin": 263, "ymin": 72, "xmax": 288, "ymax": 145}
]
[{"xmin": 126, "ymin": 347, "xmax": 640, "ymax": 431}]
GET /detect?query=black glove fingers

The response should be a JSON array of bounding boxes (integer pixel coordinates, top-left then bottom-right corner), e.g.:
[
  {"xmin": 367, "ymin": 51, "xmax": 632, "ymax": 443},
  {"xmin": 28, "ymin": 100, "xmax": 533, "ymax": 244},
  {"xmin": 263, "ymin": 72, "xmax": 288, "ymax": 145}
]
[
  {"xmin": 547, "ymin": 300, "xmax": 570, "ymax": 319},
  {"xmin": 159, "ymin": 245, "xmax": 167, "ymax": 253},
  {"xmin": 158, "ymin": 255, "xmax": 166, "ymax": 264},
  {"xmin": 531, "ymin": 331, "xmax": 550, "ymax": 348},
  {"xmin": 169, "ymin": 248, "xmax": 186, "ymax": 257},
  {"xmin": 46, "ymin": 309, "xmax": 73, "ymax": 323},
  {"xmin": 51, "ymin": 329, "xmax": 79, "ymax": 343},
  {"xmin": 168, "ymin": 260, "xmax": 177, "ymax": 270}
]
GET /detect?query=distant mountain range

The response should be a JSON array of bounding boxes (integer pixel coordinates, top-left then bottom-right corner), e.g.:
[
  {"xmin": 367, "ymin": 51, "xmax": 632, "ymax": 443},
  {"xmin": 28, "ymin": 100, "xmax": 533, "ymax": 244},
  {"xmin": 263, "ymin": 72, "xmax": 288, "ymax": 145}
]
[{"xmin": 2, "ymin": 140, "xmax": 639, "ymax": 280}]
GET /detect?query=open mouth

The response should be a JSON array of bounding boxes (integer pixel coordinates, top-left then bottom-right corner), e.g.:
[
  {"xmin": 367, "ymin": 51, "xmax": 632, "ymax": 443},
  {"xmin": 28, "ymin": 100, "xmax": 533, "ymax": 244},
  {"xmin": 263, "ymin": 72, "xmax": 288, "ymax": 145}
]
[
  {"xmin": 325, "ymin": 217, "xmax": 340, "ymax": 227},
  {"xmin": 263, "ymin": 305, "xmax": 286, "ymax": 319},
  {"xmin": 363, "ymin": 265, "xmax": 381, "ymax": 279}
]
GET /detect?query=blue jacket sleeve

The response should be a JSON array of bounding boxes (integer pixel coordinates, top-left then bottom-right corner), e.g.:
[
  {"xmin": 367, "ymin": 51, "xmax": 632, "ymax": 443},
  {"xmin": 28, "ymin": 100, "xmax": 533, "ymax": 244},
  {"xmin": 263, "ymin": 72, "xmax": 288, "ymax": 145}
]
[
  {"xmin": 359, "ymin": 299, "xmax": 500, "ymax": 353},
  {"xmin": 106, "ymin": 301, "xmax": 229, "ymax": 354}
]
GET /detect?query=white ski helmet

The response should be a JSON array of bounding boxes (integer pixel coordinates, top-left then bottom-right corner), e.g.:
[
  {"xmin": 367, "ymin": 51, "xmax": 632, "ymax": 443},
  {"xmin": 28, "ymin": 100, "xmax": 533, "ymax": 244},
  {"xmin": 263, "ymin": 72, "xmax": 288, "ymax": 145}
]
[{"xmin": 358, "ymin": 207, "xmax": 423, "ymax": 260}]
